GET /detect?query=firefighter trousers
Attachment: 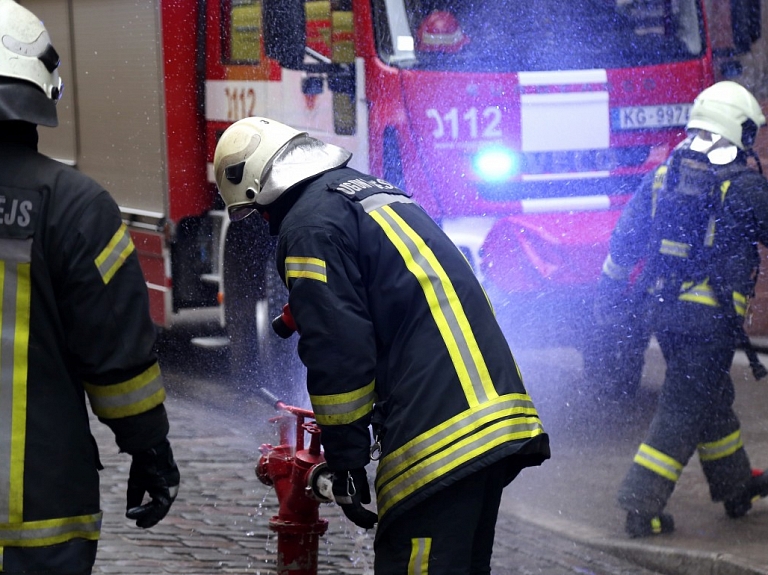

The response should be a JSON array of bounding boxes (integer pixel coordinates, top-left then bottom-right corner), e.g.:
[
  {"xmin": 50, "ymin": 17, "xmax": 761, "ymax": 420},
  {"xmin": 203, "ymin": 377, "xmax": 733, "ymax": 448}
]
[
  {"xmin": 373, "ymin": 458, "xmax": 510, "ymax": 575},
  {"xmin": 617, "ymin": 330, "xmax": 752, "ymax": 516}
]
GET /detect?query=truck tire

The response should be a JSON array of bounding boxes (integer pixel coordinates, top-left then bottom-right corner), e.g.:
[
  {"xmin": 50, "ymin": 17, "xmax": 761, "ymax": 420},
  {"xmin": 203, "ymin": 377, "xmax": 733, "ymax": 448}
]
[{"xmin": 223, "ymin": 217, "xmax": 303, "ymax": 401}]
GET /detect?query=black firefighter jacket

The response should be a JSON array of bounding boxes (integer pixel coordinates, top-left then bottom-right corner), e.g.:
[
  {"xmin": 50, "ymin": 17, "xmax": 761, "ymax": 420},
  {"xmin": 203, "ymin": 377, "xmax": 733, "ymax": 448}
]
[
  {"xmin": 274, "ymin": 167, "xmax": 550, "ymax": 532},
  {"xmin": 0, "ymin": 123, "xmax": 169, "ymax": 570},
  {"xmin": 606, "ymin": 149, "xmax": 768, "ymax": 335}
]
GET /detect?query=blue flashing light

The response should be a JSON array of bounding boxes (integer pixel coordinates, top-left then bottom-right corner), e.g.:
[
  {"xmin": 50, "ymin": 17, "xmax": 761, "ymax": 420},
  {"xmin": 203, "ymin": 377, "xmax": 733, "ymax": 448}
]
[{"xmin": 473, "ymin": 147, "xmax": 518, "ymax": 182}]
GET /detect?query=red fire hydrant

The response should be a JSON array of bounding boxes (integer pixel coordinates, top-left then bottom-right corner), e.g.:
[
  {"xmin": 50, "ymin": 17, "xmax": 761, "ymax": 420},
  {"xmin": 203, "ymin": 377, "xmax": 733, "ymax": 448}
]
[{"xmin": 256, "ymin": 402, "xmax": 335, "ymax": 575}]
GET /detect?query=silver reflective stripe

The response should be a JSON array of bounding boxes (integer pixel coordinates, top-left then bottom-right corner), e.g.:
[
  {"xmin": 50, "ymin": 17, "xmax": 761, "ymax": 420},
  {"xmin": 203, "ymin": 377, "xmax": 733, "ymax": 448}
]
[
  {"xmin": 698, "ymin": 430, "xmax": 743, "ymax": 462},
  {"xmin": 409, "ymin": 538, "xmax": 431, "ymax": 575},
  {"xmin": 285, "ymin": 257, "xmax": 327, "ymax": 284},
  {"xmin": 377, "ymin": 410, "xmax": 544, "ymax": 516},
  {"xmin": 0, "ymin": 512, "xmax": 102, "ymax": 546},
  {"xmin": 360, "ymin": 193, "xmax": 413, "ymax": 213},
  {"xmin": 94, "ymin": 223, "xmax": 135, "ymax": 284},
  {"xmin": 0, "ymin": 239, "xmax": 32, "ymax": 525},
  {"xmin": 659, "ymin": 239, "xmax": 690, "ymax": 258},
  {"xmin": 634, "ymin": 443, "xmax": 683, "ymax": 482},
  {"xmin": 376, "ymin": 394, "xmax": 538, "ymax": 483},
  {"xmin": 310, "ymin": 380, "xmax": 376, "ymax": 426},
  {"xmin": 601, "ymin": 254, "xmax": 630, "ymax": 281},
  {"xmin": 84, "ymin": 363, "xmax": 165, "ymax": 419},
  {"xmin": 369, "ymin": 205, "xmax": 497, "ymax": 407}
]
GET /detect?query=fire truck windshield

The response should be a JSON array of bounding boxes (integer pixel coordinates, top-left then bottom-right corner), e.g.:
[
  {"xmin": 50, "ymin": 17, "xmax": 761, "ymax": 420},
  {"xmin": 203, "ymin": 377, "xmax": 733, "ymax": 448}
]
[{"xmin": 373, "ymin": 0, "xmax": 704, "ymax": 71}]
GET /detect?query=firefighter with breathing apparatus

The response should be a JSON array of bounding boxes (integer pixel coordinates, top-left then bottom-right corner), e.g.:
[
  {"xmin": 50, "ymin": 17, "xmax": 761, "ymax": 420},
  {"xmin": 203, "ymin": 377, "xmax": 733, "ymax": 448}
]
[
  {"xmin": 596, "ymin": 81, "xmax": 768, "ymax": 537},
  {"xmin": 214, "ymin": 116, "xmax": 550, "ymax": 573}
]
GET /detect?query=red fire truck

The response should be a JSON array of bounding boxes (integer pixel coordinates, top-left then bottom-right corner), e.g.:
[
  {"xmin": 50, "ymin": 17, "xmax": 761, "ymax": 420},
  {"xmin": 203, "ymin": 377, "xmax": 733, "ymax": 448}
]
[{"xmin": 21, "ymin": 0, "xmax": 762, "ymax": 386}]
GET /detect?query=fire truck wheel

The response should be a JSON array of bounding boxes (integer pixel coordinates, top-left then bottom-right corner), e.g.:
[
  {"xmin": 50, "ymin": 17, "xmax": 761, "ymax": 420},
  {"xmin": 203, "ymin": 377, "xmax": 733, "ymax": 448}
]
[{"xmin": 223, "ymin": 218, "xmax": 301, "ymax": 399}]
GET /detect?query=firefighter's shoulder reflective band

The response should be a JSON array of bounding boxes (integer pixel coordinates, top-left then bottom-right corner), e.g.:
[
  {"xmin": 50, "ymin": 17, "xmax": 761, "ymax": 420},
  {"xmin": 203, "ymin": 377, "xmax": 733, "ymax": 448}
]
[
  {"xmin": 359, "ymin": 193, "xmax": 413, "ymax": 213},
  {"xmin": 633, "ymin": 443, "xmax": 683, "ymax": 482},
  {"xmin": 698, "ymin": 430, "xmax": 744, "ymax": 462},
  {"xmin": 310, "ymin": 380, "xmax": 375, "ymax": 425},
  {"xmin": 369, "ymin": 205, "xmax": 498, "ymax": 408},
  {"xmin": 95, "ymin": 223, "xmax": 135, "ymax": 285},
  {"xmin": 84, "ymin": 362, "xmax": 165, "ymax": 419},
  {"xmin": 375, "ymin": 394, "xmax": 544, "ymax": 517},
  {"xmin": 409, "ymin": 537, "xmax": 431, "ymax": 575},
  {"xmin": 0, "ymin": 512, "xmax": 102, "ymax": 547},
  {"xmin": 285, "ymin": 257, "xmax": 327, "ymax": 284}
]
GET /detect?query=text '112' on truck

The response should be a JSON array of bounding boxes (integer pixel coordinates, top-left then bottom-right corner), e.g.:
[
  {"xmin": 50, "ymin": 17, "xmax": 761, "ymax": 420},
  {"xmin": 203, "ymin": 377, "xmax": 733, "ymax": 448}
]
[{"xmin": 28, "ymin": 0, "xmax": 762, "ymax": 390}]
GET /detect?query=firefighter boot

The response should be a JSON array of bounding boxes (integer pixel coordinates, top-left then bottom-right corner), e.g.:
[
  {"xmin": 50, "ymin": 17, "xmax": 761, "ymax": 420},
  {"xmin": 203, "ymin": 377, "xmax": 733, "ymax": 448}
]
[
  {"xmin": 625, "ymin": 511, "xmax": 675, "ymax": 538},
  {"xmin": 724, "ymin": 470, "xmax": 768, "ymax": 519}
]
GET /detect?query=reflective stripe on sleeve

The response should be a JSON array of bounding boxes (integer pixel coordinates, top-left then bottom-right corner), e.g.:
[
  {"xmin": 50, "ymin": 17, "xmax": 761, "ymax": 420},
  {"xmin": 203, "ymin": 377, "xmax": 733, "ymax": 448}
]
[
  {"xmin": 0, "ymin": 512, "xmax": 102, "ymax": 547},
  {"xmin": 285, "ymin": 257, "xmax": 327, "ymax": 284},
  {"xmin": 698, "ymin": 430, "xmax": 744, "ymax": 462},
  {"xmin": 369, "ymin": 205, "xmax": 499, "ymax": 407},
  {"xmin": 0, "ymin": 239, "xmax": 32, "ymax": 525},
  {"xmin": 601, "ymin": 254, "xmax": 630, "ymax": 281},
  {"xmin": 310, "ymin": 380, "xmax": 375, "ymax": 426},
  {"xmin": 633, "ymin": 443, "xmax": 683, "ymax": 482},
  {"xmin": 659, "ymin": 239, "xmax": 690, "ymax": 258},
  {"xmin": 95, "ymin": 223, "xmax": 135, "ymax": 285},
  {"xmin": 84, "ymin": 362, "xmax": 165, "ymax": 419}
]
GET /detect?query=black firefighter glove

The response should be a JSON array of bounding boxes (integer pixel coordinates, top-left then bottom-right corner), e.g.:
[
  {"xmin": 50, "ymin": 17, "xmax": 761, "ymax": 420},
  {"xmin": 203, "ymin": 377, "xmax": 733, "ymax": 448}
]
[
  {"xmin": 332, "ymin": 468, "xmax": 378, "ymax": 529},
  {"xmin": 126, "ymin": 439, "xmax": 180, "ymax": 528}
]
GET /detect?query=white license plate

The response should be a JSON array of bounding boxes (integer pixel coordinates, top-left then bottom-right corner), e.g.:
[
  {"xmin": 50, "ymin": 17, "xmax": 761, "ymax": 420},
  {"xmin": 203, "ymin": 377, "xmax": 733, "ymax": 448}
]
[{"xmin": 616, "ymin": 104, "xmax": 692, "ymax": 129}]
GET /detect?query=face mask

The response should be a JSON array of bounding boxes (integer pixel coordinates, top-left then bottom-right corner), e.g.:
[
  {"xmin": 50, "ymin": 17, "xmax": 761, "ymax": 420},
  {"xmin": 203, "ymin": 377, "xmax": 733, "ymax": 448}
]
[{"xmin": 689, "ymin": 131, "xmax": 738, "ymax": 165}]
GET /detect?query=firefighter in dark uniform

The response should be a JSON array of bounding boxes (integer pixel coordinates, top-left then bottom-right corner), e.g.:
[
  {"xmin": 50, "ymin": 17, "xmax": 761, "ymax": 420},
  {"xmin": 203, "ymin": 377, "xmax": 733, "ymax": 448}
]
[
  {"xmin": 214, "ymin": 117, "xmax": 550, "ymax": 574},
  {"xmin": 596, "ymin": 81, "xmax": 768, "ymax": 538},
  {"xmin": 0, "ymin": 2, "xmax": 180, "ymax": 573}
]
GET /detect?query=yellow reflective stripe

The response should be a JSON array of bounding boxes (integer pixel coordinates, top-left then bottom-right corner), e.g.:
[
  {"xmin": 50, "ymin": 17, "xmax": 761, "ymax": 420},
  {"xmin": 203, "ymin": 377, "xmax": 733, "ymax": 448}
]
[
  {"xmin": 698, "ymin": 430, "xmax": 743, "ymax": 462},
  {"xmin": 650, "ymin": 516, "xmax": 663, "ymax": 534},
  {"xmin": 0, "ymin": 242, "xmax": 32, "ymax": 526},
  {"xmin": 720, "ymin": 180, "xmax": 731, "ymax": 204},
  {"xmin": 704, "ymin": 215, "xmax": 716, "ymax": 247},
  {"xmin": 375, "ymin": 395, "xmax": 543, "ymax": 517},
  {"xmin": 633, "ymin": 443, "xmax": 683, "ymax": 482},
  {"xmin": 376, "ymin": 394, "xmax": 538, "ymax": 486},
  {"xmin": 310, "ymin": 380, "xmax": 375, "ymax": 425},
  {"xmin": 651, "ymin": 166, "xmax": 667, "ymax": 219},
  {"xmin": 84, "ymin": 362, "xmax": 165, "ymax": 419},
  {"xmin": 408, "ymin": 537, "xmax": 431, "ymax": 575},
  {"xmin": 285, "ymin": 256, "xmax": 327, "ymax": 283},
  {"xmin": 0, "ymin": 512, "xmax": 102, "ymax": 547},
  {"xmin": 659, "ymin": 239, "xmax": 690, "ymax": 258},
  {"xmin": 370, "ymin": 205, "xmax": 497, "ymax": 407},
  {"xmin": 678, "ymin": 280, "xmax": 718, "ymax": 307},
  {"xmin": 377, "ymin": 414, "xmax": 544, "ymax": 517},
  {"xmin": 601, "ymin": 254, "xmax": 630, "ymax": 281},
  {"xmin": 733, "ymin": 291, "xmax": 747, "ymax": 317},
  {"xmin": 94, "ymin": 223, "xmax": 135, "ymax": 285}
]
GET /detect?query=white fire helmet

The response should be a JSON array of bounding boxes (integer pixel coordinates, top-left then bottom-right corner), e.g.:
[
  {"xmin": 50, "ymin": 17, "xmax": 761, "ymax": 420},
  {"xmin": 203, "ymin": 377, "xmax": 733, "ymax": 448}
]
[
  {"xmin": 686, "ymin": 81, "xmax": 766, "ymax": 152},
  {"xmin": 214, "ymin": 117, "xmax": 307, "ymax": 221},
  {"xmin": 0, "ymin": 0, "xmax": 63, "ymax": 126}
]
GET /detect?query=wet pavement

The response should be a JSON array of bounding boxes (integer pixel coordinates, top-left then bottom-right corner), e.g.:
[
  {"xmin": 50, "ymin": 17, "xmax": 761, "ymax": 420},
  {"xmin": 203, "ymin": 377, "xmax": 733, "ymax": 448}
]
[{"xmin": 86, "ymin": 339, "xmax": 768, "ymax": 574}]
